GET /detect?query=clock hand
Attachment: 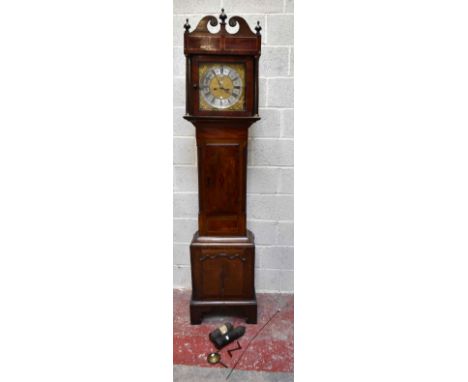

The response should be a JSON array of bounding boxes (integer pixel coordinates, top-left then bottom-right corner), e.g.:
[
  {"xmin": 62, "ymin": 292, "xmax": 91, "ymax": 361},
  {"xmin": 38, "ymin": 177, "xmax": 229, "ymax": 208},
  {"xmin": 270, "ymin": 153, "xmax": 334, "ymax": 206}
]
[
  {"xmin": 213, "ymin": 87, "xmax": 231, "ymax": 93},
  {"xmin": 218, "ymin": 76, "xmax": 231, "ymax": 90},
  {"xmin": 213, "ymin": 83, "xmax": 231, "ymax": 93},
  {"xmin": 219, "ymin": 78, "xmax": 233, "ymax": 94},
  {"xmin": 212, "ymin": 76, "xmax": 232, "ymax": 94}
]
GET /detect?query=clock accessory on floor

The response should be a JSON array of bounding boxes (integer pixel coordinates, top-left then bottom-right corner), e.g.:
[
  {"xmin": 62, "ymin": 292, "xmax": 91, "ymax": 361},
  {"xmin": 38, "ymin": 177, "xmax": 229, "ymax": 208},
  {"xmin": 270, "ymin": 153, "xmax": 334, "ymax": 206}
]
[{"xmin": 183, "ymin": 9, "xmax": 262, "ymax": 324}]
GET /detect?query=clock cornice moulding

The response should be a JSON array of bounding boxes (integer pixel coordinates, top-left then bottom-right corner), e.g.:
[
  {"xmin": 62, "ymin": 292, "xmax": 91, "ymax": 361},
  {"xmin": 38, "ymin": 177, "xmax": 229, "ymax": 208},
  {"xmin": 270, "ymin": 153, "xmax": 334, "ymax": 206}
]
[
  {"xmin": 184, "ymin": 9, "xmax": 261, "ymax": 37},
  {"xmin": 184, "ymin": 9, "xmax": 262, "ymax": 56}
]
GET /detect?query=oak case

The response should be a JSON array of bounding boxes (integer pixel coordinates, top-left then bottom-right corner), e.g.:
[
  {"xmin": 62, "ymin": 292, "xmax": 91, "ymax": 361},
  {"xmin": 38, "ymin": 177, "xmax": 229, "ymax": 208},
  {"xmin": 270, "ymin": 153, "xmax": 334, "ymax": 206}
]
[{"xmin": 183, "ymin": 10, "xmax": 262, "ymax": 324}]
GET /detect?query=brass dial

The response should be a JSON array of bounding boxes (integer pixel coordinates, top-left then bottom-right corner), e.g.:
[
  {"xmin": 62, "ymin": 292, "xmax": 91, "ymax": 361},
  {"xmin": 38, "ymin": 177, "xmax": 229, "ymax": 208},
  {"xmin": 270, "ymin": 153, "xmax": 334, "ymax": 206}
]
[{"xmin": 199, "ymin": 63, "xmax": 245, "ymax": 111}]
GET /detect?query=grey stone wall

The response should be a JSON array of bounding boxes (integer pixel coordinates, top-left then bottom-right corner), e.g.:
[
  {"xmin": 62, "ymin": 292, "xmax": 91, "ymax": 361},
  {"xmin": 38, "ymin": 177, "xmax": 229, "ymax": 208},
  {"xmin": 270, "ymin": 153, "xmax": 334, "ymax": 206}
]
[{"xmin": 173, "ymin": 0, "xmax": 294, "ymax": 292}]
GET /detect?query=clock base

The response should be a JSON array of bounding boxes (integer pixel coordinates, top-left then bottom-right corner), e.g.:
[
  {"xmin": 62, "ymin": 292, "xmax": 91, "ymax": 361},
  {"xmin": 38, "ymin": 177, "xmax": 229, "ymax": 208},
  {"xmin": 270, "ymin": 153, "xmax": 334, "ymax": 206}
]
[{"xmin": 189, "ymin": 230, "xmax": 257, "ymax": 325}]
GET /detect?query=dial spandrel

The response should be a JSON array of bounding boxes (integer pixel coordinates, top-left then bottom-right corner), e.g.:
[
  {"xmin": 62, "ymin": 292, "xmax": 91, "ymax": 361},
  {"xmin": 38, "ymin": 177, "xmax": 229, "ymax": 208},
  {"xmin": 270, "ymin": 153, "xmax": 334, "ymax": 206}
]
[{"xmin": 199, "ymin": 63, "xmax": 246, "ymax": 111}]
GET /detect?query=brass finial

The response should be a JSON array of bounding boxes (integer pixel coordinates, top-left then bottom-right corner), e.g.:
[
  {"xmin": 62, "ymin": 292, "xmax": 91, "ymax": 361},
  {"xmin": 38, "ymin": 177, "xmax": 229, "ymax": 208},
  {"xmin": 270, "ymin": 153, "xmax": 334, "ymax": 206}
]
[
  {"xmin": 219, "ymin": 8, "xmax": 227, "ymax": 24},
  {"xmin": 255, "ymin": 21, "xmax": 262, "ymax": 35},
  {"xmin": 184, "ymin": 18, "xmax": 190, "ymax": 32}
]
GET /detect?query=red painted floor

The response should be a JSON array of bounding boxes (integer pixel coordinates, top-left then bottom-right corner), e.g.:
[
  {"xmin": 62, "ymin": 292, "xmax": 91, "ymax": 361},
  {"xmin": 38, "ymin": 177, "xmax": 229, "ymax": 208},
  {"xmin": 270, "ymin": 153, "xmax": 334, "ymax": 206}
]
[{"xmin": 173, "ymin": 289, "xmax": 294, "ymax": 373}]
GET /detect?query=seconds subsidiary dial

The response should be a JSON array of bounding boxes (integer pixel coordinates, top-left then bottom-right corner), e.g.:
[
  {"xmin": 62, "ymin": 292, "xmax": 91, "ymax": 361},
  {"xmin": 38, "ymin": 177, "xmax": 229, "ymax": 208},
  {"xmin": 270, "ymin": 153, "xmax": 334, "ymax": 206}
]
[{"xmin": 199, "ymin": 63, "xmax": 245, "ymax": 111}]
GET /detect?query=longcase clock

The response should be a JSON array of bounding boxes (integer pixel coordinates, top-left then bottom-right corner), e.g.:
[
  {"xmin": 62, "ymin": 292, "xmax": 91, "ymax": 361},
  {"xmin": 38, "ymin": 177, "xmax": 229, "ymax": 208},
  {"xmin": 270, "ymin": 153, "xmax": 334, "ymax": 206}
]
[{"xmin": 183, "ymin": 9, "xmax": 262, "ymax": 324}]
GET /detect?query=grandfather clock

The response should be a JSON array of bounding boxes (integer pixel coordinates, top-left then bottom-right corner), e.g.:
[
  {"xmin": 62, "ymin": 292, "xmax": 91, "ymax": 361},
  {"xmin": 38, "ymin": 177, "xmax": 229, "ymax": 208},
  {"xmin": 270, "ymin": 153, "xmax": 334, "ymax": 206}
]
[{"xmin": 183, "ymin": 9, "xmax": 261, "ymax": 324}]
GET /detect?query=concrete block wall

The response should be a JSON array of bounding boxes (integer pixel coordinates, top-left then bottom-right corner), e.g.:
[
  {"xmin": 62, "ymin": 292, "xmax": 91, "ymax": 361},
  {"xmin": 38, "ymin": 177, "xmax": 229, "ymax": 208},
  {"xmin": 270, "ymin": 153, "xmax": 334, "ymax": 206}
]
[{"xmin": 173, "ymin": 0, "xmax": 294, "ymax": 292}]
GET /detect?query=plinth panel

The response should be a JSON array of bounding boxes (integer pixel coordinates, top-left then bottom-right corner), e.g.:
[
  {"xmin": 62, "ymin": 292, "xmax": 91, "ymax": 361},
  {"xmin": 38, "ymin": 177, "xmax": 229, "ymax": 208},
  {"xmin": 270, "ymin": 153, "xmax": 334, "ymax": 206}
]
[
  {"xmin": 191, "ymin": 246, "xmax": 254, "ymax": 300},
  {"xmin": 189, "ymin": 230, "xmax": 257, "ymax": 324}
]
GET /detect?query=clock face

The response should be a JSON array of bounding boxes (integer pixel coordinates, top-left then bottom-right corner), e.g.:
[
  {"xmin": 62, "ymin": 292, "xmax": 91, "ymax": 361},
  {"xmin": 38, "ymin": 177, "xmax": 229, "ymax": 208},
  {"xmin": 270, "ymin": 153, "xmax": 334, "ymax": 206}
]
[{"xmin": 199, "ymin": 63, "xmax": 246, "ymax": 111}]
